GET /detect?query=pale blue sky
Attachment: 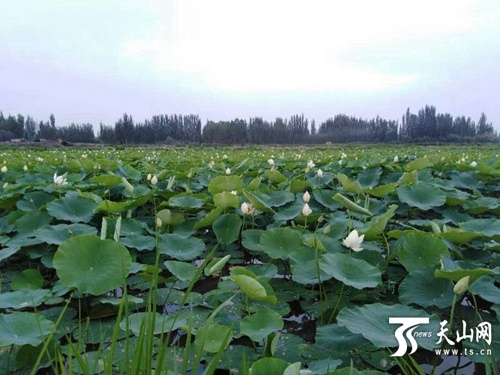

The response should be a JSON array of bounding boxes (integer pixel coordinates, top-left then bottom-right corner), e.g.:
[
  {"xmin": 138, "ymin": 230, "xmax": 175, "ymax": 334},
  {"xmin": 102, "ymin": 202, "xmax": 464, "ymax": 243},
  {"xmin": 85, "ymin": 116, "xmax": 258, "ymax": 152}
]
[{"xmin": 1, "ymin": 0, "xmax": 499, "ymax": 131}]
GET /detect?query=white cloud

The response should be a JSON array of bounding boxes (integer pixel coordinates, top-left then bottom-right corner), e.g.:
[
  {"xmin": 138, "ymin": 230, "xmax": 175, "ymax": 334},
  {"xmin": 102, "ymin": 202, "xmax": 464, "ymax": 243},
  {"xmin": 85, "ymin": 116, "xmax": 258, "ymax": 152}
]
[{"xmin": 121, "ymin": 0, "xmax": 487, "ymax": 93}]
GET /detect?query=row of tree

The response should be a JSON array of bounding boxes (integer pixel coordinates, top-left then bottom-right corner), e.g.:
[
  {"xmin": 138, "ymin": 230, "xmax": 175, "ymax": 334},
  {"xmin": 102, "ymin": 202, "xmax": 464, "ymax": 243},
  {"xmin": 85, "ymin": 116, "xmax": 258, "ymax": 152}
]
[{"xmin": 0, "ymin": 106, "xmax": 497, "ymax": 145}]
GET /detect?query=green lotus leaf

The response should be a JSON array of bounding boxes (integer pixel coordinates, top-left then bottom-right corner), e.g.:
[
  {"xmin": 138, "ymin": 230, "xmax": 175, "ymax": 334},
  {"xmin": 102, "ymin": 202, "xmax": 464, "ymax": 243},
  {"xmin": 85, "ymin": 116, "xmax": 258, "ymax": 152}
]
[
  {"xmin": 10, "ymin": 269, "xmax": 44, "ymax": 290},
  {"xmin": 213, "ymin": 191, "xmax": 239, "ymax": 209},
  {"xmin": 195, "ymin": 322, "xmax": 232, "ymax": 353},
  {"xmin": 169, "ymin": 195, "xmax": 205, "ymax": 209},
  {"xmin": 265, "ymin": 169, "xmax": 287, "ymax": 184},
  {"xmin": 250, "ymin": 358, "xmax": 289, "ymax": 375},
  {"xmin": 397, "ymin": 184, "xmax": 446, "ymax": 211},
  {"xmin": 34, "ymin": 223, "xmax": 97, "ymax": 245},
  {"xmin": 53, "ymin": 234, "xmax": 132, "ymax": 295},
  {"xmin": 47, "ymin": 192, "xmax": 99, "ymax": 223},
  {"xmin": 398, "ymin": 267, "xmax": 454, "ymax": 308},
  {"xmin": 164, "ymin": 260, "xmax": 197, "ymax": 281},
  {"xmin": 208, "ymin": 175, "xmax": 243, "ymax": 195},
  {"xmin": 0, "ymin": 312, "xmax": 54, "ymax": 347},
  {"xmin": 193, "ymin": 206, "xmax": 224, "ymax": 230},
  {"xmin": 120, "ymin": 234, "xmax": 156, "ymax": 251},
  {"xmin": 319, "ymin": 253, "xmax": 381, "ymax": 289},
  {"xmin": 460, "ymin": 218, "xmax": 500, "ymax": 238},
  {"xmin": 243, "ymin": 189, "xmax": 275, "ymax": 213},
  {"xmin": 337, "ymin": 303, "xmax": 440, "ymax": 351},
  {"xmin": 240, "ymin": 308, "xmax": 284, "ymax": 342},
  {"xmin": 14, "ymin": 211, "xmax": 53, "ymax": 235},
  {"xmin": 0, "ymin": 289, "xmax": 51, "ymax": 309},
  {"xmin": 242, "ymin": 229, "xmax": 264, "ymax": 252},
  {"xmin": 357, "ymin": 167, "xmax": 382, "ymax": 189},
  {"xmin": 260, "ymin": 227, "xmax": 305, "ymax": 260},
  {"xmin": 364, "ymin": 183, "xmax": 398, "ymax": 197},
  {"xmin": 90, "ymin": 174, "xmax": 123, "ymax": 186},
  {"xmin": 158, "ymin": 233, "xmax": 205, "ymax": 260},
  {"xmin": 397, "ymin": 233, "xmax": 449, "ymax": 273},
  {"xmin": 120, "ymin": 312, "xmax": 187, "ymax": 336},
  {"xmin": 213, "ymin": 213, "xmax": 242, "ymax": 244},
  {"xmin": 16, "ymin": 191, "xmax": 56, "ymax": 211},
  {"xmin": 404, "ymin": 157, "xmax": 433, "ymax": 171}
]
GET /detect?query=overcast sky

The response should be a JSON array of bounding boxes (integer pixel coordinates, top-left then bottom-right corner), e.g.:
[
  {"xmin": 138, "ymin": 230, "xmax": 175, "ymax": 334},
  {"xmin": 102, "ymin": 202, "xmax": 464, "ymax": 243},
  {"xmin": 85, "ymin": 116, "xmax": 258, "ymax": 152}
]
[{"xmin": 1, "ymin": 0, "xmax": 499, "ymax": 131}]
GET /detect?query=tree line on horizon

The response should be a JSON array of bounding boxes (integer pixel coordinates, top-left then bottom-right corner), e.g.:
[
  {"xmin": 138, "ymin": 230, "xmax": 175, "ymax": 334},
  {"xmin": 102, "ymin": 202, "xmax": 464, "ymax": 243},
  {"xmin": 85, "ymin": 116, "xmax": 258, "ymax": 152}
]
[{"xmin": 0, "ymin": 105, "xmax": 497, "ymax": 145}]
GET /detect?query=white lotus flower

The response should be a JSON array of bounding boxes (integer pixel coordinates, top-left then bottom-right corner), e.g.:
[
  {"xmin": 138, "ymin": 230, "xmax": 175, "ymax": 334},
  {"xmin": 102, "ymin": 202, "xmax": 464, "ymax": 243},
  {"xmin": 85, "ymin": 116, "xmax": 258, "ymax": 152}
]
[
  {"xmin": 23, "ymin": 165, "xmax": 28, "ymax": 171},
  {"xmin": 151, "ymin": 175, "xmax": 158, "ymax": 185},
  {"xmin": 241, "ymin": 202, "xmax": 254, "ymax": 215},
  {"xmin": 231, "ymin": 190, "xmax": 237, "ymax": 195},
  {"xmin": 342, "ymin": 230, "xmax": 364, "ymax": 252},
  {"xmin": 53, "ymin": 172, "xmax": 68, "ymax": 187},
  {"xmin": 303, "ymin": 191, "xmax": 310, "ymax": 203},
  {"xmin": 470, "ymin": 161, "xmax": 477, "ymax": 167},
  {"xmin": 156, "ymin": 217, "xmax": 163, "ymax": 228},
  {"xmin": 302, "ymin": 203, "xmax": 312, "ymax": 217},
  {"xmin": 341, "ymin": 152, "xmax": 347, "ymax": 159},
  {"xmin": 1, "ymin": 166, "xmax": 7, "ymax": 173},
  {"xmin": 454, "ymin": 276, "xmax": 470, "ymax": 295},
  {"xmin": 268, "ymin": 158, "xmax": 275, "ymax": 166},
  {"xmin": 307, "ymin": 160, "xmax": 315, "ymax": 169},
  {"xmin": 147, "ymin": 173, "xmax": 152, "ymax": 181},
  {"xmin": 316, "ymin": 169, "xmax": 323, "ymax": 178},
  {"xmin": 393, "ymin": 155, "xmax": 399, "ymax": 163},
  {"xmin": 225, "ymin": 168, "xmax": 231, "ymax": 175}
]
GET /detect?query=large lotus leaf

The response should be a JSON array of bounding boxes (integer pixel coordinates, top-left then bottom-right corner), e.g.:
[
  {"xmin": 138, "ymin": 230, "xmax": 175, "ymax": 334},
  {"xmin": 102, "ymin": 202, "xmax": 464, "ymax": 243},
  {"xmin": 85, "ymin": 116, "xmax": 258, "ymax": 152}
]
[
  {"xmin": 319, "ymin": 253, "xmax": 381, "ymax": 289},
  {"xmin": 313, "ymin": 189, "xmax": 340, "ymax": 211},
  {"xmin": 164, "ymin": 260, "xmax": 197, "ymax": 282},
  {"xmin": 10, "ymin": 269, "xmax": 44, "ymax": 290},
  {"xmin": 460, "ymin": 218, "xmax": 500, "ymax": 238},
  {"xmin": 120, "ymin": 312, "xmax": 187, "ymax": 336},
  {"xmin": 169, "ymin": 195, "xmax": 204, "ymax": 209},
  {"xmin": 53, "ymin": 234, "xmax": 132, "ymax": 295},
  {"xmin": 97, "ymin": 195, "xmax": 150, "ymax": 214},
  {"xmin": 243, "ymin": 189, "xmax": 275, "ymax": 213},
  {"xmin": 156, "ymin": 209, "xmax": 185, "ymax": 226},
  {"xmin": 337, "ymin": 303, "xmax": 440, "ymax": 351},
  {"xmin": 365, "ymin": 183, "xmax": 398, "ymax": 198},
  {"xmin": 397, "ymin": 233, "xmax": 449, "ymax": 273},
  {"xmin": 0, "ymin": 246, "xmax": 21, "ymax": 262},
  {"xmin": 213, "ymin": 214, "xmax": 242, "ymax": 244},
  {"xmin": 337, "ymin": 173, "xmax": 364, "ymax": 194},
  {"xmin": 289, "ymin": 179, "xmax": 313, "ymax": 194},
  {"xmin": 0, "ymin": 312, "xmax": 54, "ymax": 347},
  {"xmin": 34, "ymin": 223, "xmax": 97, "ymax": 245},
  {"xmin": 260, "ymin": 227, "xmax": 305, "ymax": 260},
  {"xmin": 434, "ymin": 257, "xmax": 500, "ymax": 283},
  {"xmin": 397, "ymin": 184, "xmax": 446, "ymax": 211},
  {"xmin": 89, "ymin": 174, "xmax": 123, "ymax": 186},
  {"xmin": 213, "ymin": 192, "xmax": 239, "ymax": 209},
  {"xmin": 240, "ymin": 308, "xmax": 284, "ymax": 342},
  {"xmin": 333, "ymin": 193, "xmax": 372, "ymax": 216},
  {"xmin": 357, "ymin": 167, "xmax": 382, "ymax": 189},
  {"xmin": 120, "ymin": 235, "xmax": 155, "ymax": 251},
  {"xmin": 230, "ymin": 267, "xmax": 277, "ymax": 303},
  {"xmin": 208, "ymin": 175, "xmax": 243, "ymax": 195},
  {"xmin": 159, "ymin": 233, "xmax": 205, "ymax": 260},
  {"xmin": 242, "ymin": 229, "xmax": 264, "ymax": 252},
  {"xmin": 265, "ymin": 169, "xmax": 287, "ymax": 184},
  {"xmin": 364, "ymin": 204, "xmax": 397, "ymax": 240},
  {"xmin": 14, "ymin": 211, "xmax": 52, "ymax": 235},
  {"xmin": 0, "ymin": 289, "xmax": 51, "ymax": 309},
  {"xmin": 47, "ymin": 192, "xmax": 99, "ymax": 223},
  {"xmin": 266, "ymin": 191, "xmax": 295, "ymax": 207},
  {"xmin": 289, "ymin": 249, "xmax": 329, "ymax": 285},
  {"xmin": 16, "ymin": 191, "xmax": 56, "ymax": 211},
  {"xmin": 316, "ymin": 323, "xmax": 369, "ymax": 354},
  {"xmin": 195, "ymin": 322, "xmax": 232, "ymax": 353},
  {"xmin": 249, "ymin": 358, "xmax": 289, "ymax": 375},
  {"xmin": 117, "ymin": 164, "xmax": 142, "ymax": 180},
  {"xmin": 273, "ymin": 201, "xmax": 303, "ymax": 221},
  {"xmin": 404, "ymin": 157, "xmax": 433, "ymax": 171},
  {"xmin": 193, "ymin": 206, "xmax": 224, "ymax": 230},
  {"xmin": 398, "ymin": 268, "xmax": 454, "ymax": 308},
  {"xmin": 469, "ymin": 276, "xmax": 500, "ymax": 304}
]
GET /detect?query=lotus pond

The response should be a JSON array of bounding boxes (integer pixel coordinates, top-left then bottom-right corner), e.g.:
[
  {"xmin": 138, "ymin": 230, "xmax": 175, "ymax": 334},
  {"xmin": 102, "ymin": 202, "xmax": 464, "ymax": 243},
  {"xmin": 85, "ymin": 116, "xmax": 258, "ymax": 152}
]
[{"xmin": 0, "ymin": 145, "xmax": 499, "ymax": 375}]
